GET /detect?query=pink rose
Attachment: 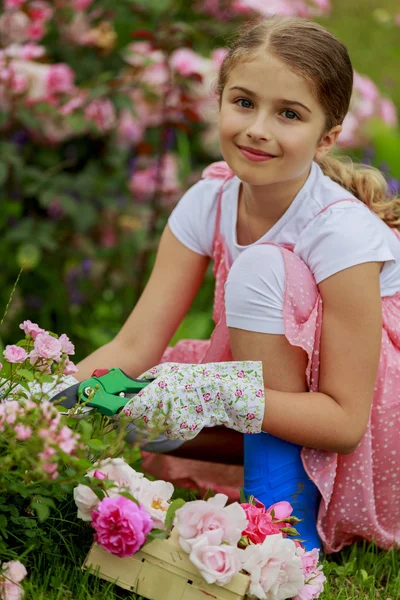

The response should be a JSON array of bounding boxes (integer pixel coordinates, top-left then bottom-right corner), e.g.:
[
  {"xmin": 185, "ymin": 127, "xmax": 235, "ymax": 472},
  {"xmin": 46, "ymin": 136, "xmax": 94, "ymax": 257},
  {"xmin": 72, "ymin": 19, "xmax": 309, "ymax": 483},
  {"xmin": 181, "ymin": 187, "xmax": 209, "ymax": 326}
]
[
  {"xmin": 242, "ymin": 534, "xmax": 305, "ymax": 600},
  {"xmin": 203, "ymin": 393, "xmax": 211, "ymax": 402},
  {"xmin": 268, "ymin": 500, "xmax": 293, "ymax": 521},
  {"xmin": 175, "ymin": 493, "xmax": 248, "ymax": 553},
  {"xmin": 195, "ymin": 405, "xmax": 203, "ymax": 413},
  {"xmin": 294, "ymin": 566, "xmax": 326, "ymax": 600},
  {"xmin": 237, "ymin": 370, "xmax": 245, "ymax": 378},
  {"xmin": 241, "ymin": 503, "xmax": 282, "ymax": 544},
  {"xmin": 158, "ymin": 381, "xmax": 167, "ymax": 389},
  {"xmin": 3, "ymin": 345, "xmax": 28, "ymax": 363},
  {"xmin": 180, "ymin": 422, "xmax": 188, "ymax": 429},
  {"xmin": 59, "ymin": 333, "xmax": 75, "ymax": 355},
  {"xmin": 63, "ymin": 359, "xmax": 78, "ymax": 375},
  {"xmin": 234, "ymin": 389, "xmax": 243, "ymax": 397},
  {"xmin": 295, "ymin": 546, "xmax": 320, "ymax": 578},
  {"xmin": 33, "ymin": 332, "xmax": 62, "ymax": 361},
  {"xmin": 189, "ymin": 530, "xmax": 242, "ymax": 586},
  {"xmin": 256, "ymin": 389, "xmax": 264, "ymax": 397},
  {"xmin": 0, "ymin": 560, "xmax": 27, "ymax": 600},
  {"xmin": 246, "ymin": 413, "xmax": 255, "ymax": 420},
  {"xmin": 92, "ymin": 496, "xmax": 152, "ymax": 558}
]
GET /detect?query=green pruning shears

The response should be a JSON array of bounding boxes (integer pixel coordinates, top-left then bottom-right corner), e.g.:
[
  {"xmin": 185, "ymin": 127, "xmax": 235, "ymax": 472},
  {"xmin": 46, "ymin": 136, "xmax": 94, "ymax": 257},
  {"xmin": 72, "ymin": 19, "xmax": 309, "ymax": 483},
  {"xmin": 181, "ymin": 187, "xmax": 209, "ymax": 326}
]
[{"xmin": 51, "ymin": 368, "xmax": 153, "ymax": 417}]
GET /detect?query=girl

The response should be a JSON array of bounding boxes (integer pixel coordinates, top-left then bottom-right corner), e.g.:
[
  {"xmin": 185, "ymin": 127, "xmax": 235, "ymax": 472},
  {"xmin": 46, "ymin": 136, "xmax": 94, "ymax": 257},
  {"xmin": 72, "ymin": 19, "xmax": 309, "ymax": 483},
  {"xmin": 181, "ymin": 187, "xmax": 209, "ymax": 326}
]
[{"xmin": 76, "ymin": 16, "xmax": 400, "ymax": 554}]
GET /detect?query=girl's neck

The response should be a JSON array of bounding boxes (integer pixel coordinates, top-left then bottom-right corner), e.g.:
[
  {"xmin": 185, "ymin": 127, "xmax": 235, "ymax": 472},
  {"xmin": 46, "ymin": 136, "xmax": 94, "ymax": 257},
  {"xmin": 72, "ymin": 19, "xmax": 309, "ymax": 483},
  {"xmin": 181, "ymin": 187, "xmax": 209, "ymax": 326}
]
[{"xmin": 240, "ymin": 166, "xmax": 311, "ymax": 225}]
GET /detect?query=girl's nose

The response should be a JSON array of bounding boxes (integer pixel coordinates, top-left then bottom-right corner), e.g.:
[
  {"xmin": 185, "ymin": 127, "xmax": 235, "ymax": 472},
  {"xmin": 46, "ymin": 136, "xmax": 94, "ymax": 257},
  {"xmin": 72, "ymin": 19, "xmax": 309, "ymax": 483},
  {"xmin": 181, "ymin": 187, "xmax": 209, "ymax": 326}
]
[{"xmin": 246, "ymin": 114, "xmax": 271, "ymax": 142}]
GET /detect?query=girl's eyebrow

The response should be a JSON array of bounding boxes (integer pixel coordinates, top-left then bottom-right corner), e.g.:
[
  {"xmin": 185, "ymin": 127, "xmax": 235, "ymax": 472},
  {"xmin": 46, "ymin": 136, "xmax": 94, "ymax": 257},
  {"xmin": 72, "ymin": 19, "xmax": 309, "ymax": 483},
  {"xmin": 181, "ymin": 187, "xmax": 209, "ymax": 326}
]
[{"xmin": 228, "ymin": 86, "xmax": 312, "ymax": 113}]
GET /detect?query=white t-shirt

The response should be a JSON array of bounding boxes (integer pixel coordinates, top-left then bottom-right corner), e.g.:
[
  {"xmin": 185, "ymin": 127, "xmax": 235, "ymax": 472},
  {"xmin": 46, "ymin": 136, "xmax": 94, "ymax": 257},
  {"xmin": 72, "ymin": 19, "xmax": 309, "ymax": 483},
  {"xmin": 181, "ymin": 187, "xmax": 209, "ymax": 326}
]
[{"xmin": 169, "ymin": 161, "xmax": 400, "ymax": 297}]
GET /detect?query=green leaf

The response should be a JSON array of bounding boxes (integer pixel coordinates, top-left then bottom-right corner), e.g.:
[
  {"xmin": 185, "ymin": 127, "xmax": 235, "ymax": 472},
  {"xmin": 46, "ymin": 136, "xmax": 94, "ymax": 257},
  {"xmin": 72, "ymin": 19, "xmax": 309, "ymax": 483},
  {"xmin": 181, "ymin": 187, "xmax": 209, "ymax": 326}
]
[
  {"xmin": 87, "ymin": 439, "xmax": 107, "ymax": 451},
  {"xmin": 0, "ymin": 514, "xmax": 8, "ymax": 529},
  {"xmin": 202, "ymin": 488, "xmax": 215, "ymax": 501},
  {"xmin": 239, "ymin": 487, "xmax": 246, "ymax": 504},
  {"xmin": 31, "ymin": 501, "xmax": 50, "ymax": 522},
  {"xmin": 16, "ymin": 369, "xmax": 35, "ymax": 382},
  {"xmin": 164, "ymin": 498, "xmax": 185, "ymax": 532}
]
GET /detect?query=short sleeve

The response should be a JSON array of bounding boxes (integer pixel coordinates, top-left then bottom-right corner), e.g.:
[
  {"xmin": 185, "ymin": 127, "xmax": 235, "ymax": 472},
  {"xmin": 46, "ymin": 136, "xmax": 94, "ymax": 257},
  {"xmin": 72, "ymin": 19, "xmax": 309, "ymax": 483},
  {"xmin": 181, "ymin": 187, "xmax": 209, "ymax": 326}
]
[
  {"xmin": 295, "ymin": 202, "xmax": 395, "ymax": 284},
  {"xmin": 168, "ymin": 178, "xmax": 221, "ymax": 257}
]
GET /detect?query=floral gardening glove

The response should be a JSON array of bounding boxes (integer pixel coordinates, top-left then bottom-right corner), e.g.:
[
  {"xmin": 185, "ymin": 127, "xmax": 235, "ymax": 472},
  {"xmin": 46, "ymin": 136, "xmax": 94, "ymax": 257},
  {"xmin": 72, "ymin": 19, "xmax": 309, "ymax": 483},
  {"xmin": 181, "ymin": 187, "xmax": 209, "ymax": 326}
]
[{"xmin": 121, "ymin": 361, "xmax": 265, "ymax": 441}]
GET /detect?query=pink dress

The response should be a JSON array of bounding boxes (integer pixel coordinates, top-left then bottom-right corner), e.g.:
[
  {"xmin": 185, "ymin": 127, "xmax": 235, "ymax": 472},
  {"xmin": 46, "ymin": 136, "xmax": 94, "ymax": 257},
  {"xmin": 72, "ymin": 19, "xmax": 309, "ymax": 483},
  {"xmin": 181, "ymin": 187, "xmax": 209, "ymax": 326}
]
[{"xmin": 142, "ymin": 162, "xmax": 400, "ymax": 554}]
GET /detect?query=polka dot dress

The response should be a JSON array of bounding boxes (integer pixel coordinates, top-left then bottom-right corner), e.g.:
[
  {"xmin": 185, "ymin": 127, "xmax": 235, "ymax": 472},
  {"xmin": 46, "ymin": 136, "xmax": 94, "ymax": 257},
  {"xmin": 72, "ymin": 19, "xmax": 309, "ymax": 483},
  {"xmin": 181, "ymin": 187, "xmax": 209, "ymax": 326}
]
[{"xmin": 150, "ymin": 162, "xmax": 400, "ymax": 553}]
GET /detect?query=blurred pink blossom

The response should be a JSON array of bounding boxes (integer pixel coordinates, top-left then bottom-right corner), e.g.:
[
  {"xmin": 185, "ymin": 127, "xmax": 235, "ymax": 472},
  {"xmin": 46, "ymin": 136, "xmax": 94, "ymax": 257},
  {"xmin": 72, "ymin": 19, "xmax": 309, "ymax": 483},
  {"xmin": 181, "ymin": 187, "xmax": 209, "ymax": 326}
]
[
  {"xmin": 117, "ymin": 109, "xmax": 145, "ymax": 147},
  {"xmin": 124, "ymin": 42, "xmax": 165, "ymax": 68},
  {"xmin": 0, "ymin": 10, "xmax": 30, "ymax": 44},
  {"xmin": 211, "ymin": 48, "xmax": 229, "ymax": 69},
  {"xmin": 170, "ymin": 48, "xmax": 207, "ymax": 77},
  {"xmin": 3, "ymin": 345, "xmax": 28, "ymax": 364},
  {"xmin": 46, "ymin": 64, "xmax": 75, "ymax": 95},
  {"xmin": 73, "ymin": 0, "xmax": 95, "ymax": 9},
  {"xmin": 26, "ymin": 20, "xmax": 46, "ymax": 41},
  {"xmin": 28, "ymin": 1, "xmax": 53, "ymax": 24},
  {"xmin": 294, "ymin": 566, "xmax": 326, "ymax": 599},
  {"xmin": 85, "ymin": 98, "xmax": 116, "ymax": 132},
  {"xmin": 15, "ymin": 424, "xmax": 32, "ymax": 441},
  {"xmin": 129, "ymin": 166, "xmax": 157, "ymax": 201},
  {"xmin": 379, "ymin": 98, "xmax": 398, "ymax": 127},
  {"xmin": 5, "ymin": 0, "xmax": 26, "ymax": 8}
]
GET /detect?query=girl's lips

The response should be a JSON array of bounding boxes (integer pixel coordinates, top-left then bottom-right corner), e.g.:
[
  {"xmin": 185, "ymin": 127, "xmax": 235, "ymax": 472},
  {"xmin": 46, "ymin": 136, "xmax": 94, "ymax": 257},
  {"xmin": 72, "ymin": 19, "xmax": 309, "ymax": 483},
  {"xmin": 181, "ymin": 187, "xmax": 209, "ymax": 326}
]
[{"xmin": 237, "ymin": 146, "xmax": 276, "ymax": 162}]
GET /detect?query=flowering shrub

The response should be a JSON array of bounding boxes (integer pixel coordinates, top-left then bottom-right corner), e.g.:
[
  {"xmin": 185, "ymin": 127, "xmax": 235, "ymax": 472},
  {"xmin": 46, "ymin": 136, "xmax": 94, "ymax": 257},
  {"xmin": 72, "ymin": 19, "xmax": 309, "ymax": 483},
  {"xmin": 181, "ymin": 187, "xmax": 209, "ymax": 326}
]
[
  {"xmin": 0, "ymin": 320, "xmax": 140, "ymax": 597},
  {"xmin": 0, "ymin": 0, "xmax": 397, "ymax": 358}
]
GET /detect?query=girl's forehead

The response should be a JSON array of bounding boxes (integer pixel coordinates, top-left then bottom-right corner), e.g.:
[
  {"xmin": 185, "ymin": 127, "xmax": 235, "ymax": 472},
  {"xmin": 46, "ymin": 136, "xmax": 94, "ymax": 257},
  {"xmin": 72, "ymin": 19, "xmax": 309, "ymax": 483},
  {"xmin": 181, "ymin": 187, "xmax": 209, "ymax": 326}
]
[{"xmin": 225, "ymin": 53, "xmax": 316, "ymax": 103}]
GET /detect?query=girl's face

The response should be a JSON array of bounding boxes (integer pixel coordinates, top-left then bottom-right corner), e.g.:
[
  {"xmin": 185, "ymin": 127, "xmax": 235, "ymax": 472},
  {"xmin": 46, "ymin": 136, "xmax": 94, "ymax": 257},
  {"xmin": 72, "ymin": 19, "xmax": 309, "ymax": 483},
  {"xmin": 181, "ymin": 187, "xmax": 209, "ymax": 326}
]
[{"xmin": 218, "ymin": 52, "xmax": 341, "ymax": 187}]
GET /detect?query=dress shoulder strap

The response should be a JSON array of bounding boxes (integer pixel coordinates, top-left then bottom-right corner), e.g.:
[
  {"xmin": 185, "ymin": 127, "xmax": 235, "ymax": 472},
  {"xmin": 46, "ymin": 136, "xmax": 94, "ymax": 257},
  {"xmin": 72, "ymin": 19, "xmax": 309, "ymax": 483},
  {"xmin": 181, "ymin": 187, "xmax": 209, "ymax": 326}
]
[{"xmin": 202, "ymin": 161, "xmax": 235, "ymax": 251}]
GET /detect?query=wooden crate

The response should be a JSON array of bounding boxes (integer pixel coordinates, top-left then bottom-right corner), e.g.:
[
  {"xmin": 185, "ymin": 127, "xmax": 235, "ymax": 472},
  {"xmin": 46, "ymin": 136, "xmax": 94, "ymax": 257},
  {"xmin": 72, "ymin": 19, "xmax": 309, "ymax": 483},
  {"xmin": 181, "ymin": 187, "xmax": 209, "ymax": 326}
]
[{"xmin": 83, "ymin": 528, "xmax": 250, "ymax": 600}]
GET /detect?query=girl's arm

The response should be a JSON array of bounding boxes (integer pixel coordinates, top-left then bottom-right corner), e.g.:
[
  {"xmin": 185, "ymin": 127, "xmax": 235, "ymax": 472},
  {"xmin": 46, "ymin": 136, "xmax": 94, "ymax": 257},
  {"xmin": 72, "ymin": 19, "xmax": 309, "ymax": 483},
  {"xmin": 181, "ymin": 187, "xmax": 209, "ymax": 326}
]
[
  {"xmin": 76, "ymin": 225, "xmax": 210, "ymax": 380},
  {"xmin": 229, "ymin": 262, "xmax": 383, "ymax": 454}
]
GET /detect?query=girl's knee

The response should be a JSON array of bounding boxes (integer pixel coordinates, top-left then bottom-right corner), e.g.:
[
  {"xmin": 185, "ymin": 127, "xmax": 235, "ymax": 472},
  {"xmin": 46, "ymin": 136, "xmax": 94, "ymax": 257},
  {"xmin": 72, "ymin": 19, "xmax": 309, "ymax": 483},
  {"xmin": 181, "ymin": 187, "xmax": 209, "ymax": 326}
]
[{"xmin": 225, "ymin": 245, "xmax": 286, "ymax": 334}]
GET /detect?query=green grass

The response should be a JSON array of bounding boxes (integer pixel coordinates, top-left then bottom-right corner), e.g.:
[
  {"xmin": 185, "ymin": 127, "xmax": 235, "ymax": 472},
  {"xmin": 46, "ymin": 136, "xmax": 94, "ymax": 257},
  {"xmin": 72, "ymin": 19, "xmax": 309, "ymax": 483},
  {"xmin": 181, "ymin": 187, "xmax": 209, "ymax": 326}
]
[{"xmin": 21, "ymin": 536, "xmax": 400, "ymax": 599}]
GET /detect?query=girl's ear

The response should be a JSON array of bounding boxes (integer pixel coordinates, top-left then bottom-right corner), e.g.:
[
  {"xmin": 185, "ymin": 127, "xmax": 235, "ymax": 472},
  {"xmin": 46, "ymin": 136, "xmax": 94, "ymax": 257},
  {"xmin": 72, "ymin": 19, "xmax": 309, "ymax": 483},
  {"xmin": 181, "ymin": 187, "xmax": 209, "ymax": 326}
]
[{"xmin": 314, "ymin": 125, "xmax": 342, "ymax": 160}]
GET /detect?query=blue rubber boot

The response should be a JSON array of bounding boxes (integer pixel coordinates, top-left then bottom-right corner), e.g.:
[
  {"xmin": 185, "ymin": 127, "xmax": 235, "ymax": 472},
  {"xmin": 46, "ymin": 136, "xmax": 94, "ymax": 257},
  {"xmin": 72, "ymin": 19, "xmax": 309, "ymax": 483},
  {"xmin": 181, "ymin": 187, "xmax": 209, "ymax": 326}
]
[{"xmin": 244, "ymin": 432, "xmax": 321, "ymax": 551}]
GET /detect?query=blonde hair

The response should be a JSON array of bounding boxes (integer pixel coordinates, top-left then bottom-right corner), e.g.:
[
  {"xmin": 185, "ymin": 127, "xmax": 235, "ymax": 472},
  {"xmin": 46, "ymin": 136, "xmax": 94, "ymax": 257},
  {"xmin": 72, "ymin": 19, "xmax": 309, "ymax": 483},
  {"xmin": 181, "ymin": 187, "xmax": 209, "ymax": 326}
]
[{"xmin": 217, "ymin": 16, "xmax": 400, "ymax": 227}]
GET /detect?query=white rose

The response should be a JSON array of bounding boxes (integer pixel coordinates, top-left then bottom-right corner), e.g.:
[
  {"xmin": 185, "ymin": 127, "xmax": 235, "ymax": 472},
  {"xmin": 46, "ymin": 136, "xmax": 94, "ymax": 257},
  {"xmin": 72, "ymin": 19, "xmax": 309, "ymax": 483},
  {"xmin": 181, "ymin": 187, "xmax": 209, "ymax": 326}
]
[
  {"xmin": 73, "ymin": 458, "xmax": 144, "ymax": 521},
  {"xmin": 188, "ymin": 530, "xmax": 243, "ymax": 586},
  {"xmin": 241, "ymin": 534, "xmax": 305, "ymax": 600},
  {"xmin": 136, "ymin": 478, "xmax": 174, "ymax": 529},
  {"xmin": 73, "ymin": 484, "xmax": 99, "ymax": 521},
  {"xmin": 88, "ymin": 457, "xmax": 144, "ymax": 496}
]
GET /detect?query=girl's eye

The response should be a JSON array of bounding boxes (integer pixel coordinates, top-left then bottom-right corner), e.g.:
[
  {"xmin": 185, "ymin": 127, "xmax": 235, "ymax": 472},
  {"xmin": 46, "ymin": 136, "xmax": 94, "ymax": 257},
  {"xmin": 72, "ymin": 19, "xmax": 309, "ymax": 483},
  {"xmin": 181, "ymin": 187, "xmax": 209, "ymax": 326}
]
[
  {"xmin": 235, "ymin": 98, "xmax": 253, "ymax": 109},
  {"xmin": 281, "ymin": 109, "xmax": 299, "ymax": 120}
]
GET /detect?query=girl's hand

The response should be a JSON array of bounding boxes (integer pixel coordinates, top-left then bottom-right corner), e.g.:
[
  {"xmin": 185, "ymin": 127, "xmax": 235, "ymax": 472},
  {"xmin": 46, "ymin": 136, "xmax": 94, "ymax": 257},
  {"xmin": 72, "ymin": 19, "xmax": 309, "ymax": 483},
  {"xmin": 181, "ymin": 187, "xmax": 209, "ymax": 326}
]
[{"xmin": 121, "ymin": 361, "xmax": 266, "ymax": 441}]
